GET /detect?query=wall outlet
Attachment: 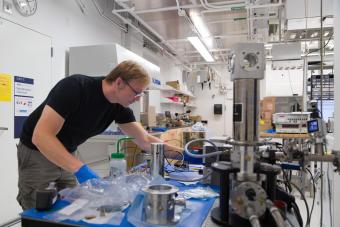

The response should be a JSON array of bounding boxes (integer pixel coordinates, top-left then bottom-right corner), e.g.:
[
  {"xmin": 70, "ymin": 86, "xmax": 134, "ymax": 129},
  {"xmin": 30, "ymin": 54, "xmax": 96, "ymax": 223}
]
[{"xmin": 3, "ymin": 0, "xmax": 13, "ymax": 14}]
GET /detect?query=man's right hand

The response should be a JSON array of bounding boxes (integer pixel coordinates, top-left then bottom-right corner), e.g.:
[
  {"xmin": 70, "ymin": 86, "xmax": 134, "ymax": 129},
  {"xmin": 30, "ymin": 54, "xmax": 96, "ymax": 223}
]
[{"xmin": 74, "ymin": 164, "xmax": 100, "ymax": 183}]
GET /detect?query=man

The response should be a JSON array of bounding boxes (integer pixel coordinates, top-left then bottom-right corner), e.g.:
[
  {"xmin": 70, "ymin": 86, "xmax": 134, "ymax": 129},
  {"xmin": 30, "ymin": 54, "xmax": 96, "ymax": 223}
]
[{"xmin": 17, "ymin": 60, "xmax": 182, "ymax": 210}]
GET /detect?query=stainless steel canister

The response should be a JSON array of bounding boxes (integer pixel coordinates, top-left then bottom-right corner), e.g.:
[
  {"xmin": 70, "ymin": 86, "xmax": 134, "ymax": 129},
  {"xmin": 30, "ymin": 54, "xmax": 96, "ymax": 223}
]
[
  {"xmin": 150, "ymin": 143, "xmax": 164, "ymax": 177},
  {"xmin": 142, "ymin": 184, "xmax": 179, "ymax": 225}
]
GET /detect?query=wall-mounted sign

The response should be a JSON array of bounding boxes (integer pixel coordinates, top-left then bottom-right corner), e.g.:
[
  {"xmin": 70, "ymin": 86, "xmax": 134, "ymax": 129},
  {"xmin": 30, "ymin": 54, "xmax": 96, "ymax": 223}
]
[
  {"xmin": 0, "ymin": 73, "xmax": 12, "ymax": 102},
  {"xmin": 14, "ymin": 76, "xmax": 34, "ymax": 138}
]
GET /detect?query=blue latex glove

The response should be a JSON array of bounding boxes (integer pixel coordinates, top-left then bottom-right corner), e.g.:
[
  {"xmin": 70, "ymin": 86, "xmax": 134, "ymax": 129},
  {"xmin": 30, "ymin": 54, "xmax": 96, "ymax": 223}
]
[{"xmin": 74, "ymin": 164, "xmax": 100, "ymax": 183}]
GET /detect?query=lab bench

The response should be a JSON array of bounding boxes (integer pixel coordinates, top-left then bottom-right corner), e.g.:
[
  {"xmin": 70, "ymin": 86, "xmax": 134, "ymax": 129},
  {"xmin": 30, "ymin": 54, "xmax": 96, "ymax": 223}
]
[{"xmin": 20, "ymin": 180, "xmax": 216, "ymax": 227}]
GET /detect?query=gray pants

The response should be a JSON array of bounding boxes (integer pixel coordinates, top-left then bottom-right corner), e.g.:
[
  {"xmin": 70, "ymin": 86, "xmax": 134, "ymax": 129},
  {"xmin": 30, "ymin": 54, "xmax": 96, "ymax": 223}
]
[{"xmin": 17, "ymin": 142, "xmax": 76, "ymax": 210}]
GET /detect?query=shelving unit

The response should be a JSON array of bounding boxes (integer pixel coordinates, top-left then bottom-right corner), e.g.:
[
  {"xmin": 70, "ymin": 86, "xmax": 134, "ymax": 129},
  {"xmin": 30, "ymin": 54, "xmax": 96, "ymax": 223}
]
[
  {"xmin": 160, "ymin": 101, "xmax": 197, "ymax": 108},
  {"xmin": 307, "ymin": 73, "xmax": 334, "ymax": 100},
  {"xmin": 159, "ymin": 84, "xmax": 196, "ymax": 98},
  {"xmin": 149, "ymin": 84, "xmax": 197, "ymax": 109}
]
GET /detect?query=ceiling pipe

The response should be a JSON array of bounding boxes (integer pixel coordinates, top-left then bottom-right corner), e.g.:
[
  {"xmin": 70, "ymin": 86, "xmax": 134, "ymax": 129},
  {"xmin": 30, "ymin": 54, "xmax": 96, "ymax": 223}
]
[
  {"xmin": 111, "ymin": 10, "xmax": 191, "ymax": 71},
  {"xmin": 200, "ymin": 0, "xmax": 282, "ymax": 14},
  {"xmin": 200, "ymin": 0, "xmax": 245, "ymax": 10},
  {"xmin": 184, "ymin": 61, "xmax": 228, "ymax": 66},
  {"xmin": 207, "ymin": 15, "xmax": 278, "ymax": 24},
  {"xmin": 165, "ymin": 33, "xmax": 247, "ymax": 43},
  {"xmin": 112, "ymin": 1, "xmax": 193, "ymax": 71},
  {"xmin": 246, "ymin": 0, "xmax": 283, "ymax": 9},
  {"xmin": 92, "ymin": 0, "xmax": 127, "ymax": 32},
  {"xmin": 201, "ymin": 6, "xmax": 245, "ymax": 14},
  {"xmin": 113, "ymin": 1, "xmax": 177, "ymax": 54},
  {"xmin": 112, "ymin": 4, "xmax": 202, "ymax": 14}
]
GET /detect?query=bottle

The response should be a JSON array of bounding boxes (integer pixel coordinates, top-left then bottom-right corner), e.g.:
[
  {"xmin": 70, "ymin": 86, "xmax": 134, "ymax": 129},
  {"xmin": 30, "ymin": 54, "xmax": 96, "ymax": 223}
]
[{"xmin": 109, "ymin": 153, "xmax": 127, "ymax": 178}]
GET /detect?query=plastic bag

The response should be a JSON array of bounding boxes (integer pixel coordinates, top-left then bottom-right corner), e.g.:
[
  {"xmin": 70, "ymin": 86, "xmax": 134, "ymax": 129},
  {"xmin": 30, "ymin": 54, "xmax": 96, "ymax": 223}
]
[
  {"xmin": 48, "ymin": 173, "xmax": 151, "ymax": 224},
  {"xmin": 191, "ymin": 122, "xmax": 207, "ymax": 132},
  {"xmin": 177, "ymin": 187, "xmax": 219, "ymax": 200}
]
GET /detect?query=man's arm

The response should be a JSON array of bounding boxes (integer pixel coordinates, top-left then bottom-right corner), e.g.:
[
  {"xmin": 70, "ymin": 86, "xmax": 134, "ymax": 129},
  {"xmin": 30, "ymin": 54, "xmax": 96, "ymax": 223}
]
[
  {"xmin": 118, "ymin": 122, "xmax": 183, "ymax": 159},
  {"xmin": 32, "ymin": 105, "xmax": 83, "ymax": 173}
]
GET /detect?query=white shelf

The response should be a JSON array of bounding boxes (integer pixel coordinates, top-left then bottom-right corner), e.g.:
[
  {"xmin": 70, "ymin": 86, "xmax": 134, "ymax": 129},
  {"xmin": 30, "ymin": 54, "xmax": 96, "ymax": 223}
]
[
  {"xmin": 160, "ymin": 100, "xmax": 196, "ymax": 108},
  {"xmin": 149, "ymin": 84, "xmax": 196, "ymax": 98}
]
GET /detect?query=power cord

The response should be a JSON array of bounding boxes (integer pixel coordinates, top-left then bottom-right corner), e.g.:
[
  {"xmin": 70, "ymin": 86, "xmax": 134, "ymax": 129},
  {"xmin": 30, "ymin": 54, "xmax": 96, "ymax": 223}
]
[{"xmin": 305, "ymin": 168, "xmax": 316, "ymax": 224}]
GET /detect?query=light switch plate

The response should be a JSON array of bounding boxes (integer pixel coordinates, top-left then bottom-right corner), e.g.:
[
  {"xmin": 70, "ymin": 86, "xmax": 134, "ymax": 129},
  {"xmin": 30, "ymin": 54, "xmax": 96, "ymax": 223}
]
[{"xmin": 3, "ymin": 0, "xmax": 13, "ymax": 14}]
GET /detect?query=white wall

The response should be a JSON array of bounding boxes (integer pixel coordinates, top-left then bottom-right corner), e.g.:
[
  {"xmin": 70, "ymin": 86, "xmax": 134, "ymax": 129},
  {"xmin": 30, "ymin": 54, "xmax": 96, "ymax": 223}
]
[
  {"xmin": 189, "ymin": 62, "xmax": 304, "ymax": 139},
  {"xmin": 188, "ymin": 66, "xmax": 233, "ymax": 138},
  {"xmin": 264, "ymin": 62, "xmax": 304, "ymax": 96},
  {"xmin": 0, "ymin": 0, "xmax": 182, "ymax": 223}
]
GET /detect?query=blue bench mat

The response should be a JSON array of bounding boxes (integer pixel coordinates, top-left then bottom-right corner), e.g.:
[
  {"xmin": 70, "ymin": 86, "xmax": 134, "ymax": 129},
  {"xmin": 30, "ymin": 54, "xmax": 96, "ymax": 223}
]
[{"xmin": 21, "ymin": 180, "xmax": 217, "ymax": 227}]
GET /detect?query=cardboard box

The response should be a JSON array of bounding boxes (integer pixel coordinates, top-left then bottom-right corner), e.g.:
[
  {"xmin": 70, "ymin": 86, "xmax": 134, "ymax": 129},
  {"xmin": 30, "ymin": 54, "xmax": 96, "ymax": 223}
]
[
  {"xmin": 189, "ymin": 115, "xmax": 202, "ymax": 123},
  {"xmin": 166, "ymin": 80, "xmax": 180, "ymax": 90},
  {"xmin": 262, "ymin": 97, "xmax": 276, "ymax": 112},
  {"xmin": 140, "ymin": 106, "xmax": 156, "ymax": 127},
  {"xmin": 183, "ymin": 131, "xmax": 206, "ymax": 148},
  {"xmin": 260, "ymin": 96, "xmax": 303, "ymax": 113},
  {"xmin": 260, "ymin": 111, "xmax": 273, "ymax": 120}
]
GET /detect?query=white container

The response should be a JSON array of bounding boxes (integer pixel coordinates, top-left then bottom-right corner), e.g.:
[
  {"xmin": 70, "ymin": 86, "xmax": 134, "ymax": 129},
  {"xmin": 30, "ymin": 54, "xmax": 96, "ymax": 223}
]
[{"xmin": 109, "ymin": 153, "xmax": 127, "ymax": 178}]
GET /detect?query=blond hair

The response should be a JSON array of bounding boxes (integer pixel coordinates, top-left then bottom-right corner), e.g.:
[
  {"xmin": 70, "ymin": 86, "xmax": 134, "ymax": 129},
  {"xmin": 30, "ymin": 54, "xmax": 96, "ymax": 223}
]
[{"xmin": 105, "ymin": 60, "xmax": 150, "ymax": 85}]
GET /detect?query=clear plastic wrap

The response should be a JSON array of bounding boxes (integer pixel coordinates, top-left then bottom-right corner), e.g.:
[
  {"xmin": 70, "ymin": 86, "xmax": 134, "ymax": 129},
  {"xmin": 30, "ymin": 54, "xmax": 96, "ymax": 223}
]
[
  {"xmin": 46, "ymin": 173, "xmax": 151, "ymax": 224},
  {"xmin": 177, "ymin": 186, "xmax": 219, "ymax": 200}
]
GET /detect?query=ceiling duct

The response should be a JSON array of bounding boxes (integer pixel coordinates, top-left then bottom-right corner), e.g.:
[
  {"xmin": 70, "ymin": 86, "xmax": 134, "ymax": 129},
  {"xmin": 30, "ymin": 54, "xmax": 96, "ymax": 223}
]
[
  {"xmin": 111, "ymin": 0, "xmax": 185, "ymax": 64},
  {"xmin": 271, "ymin": 42, "xmax": 302, "ymax": 61}
]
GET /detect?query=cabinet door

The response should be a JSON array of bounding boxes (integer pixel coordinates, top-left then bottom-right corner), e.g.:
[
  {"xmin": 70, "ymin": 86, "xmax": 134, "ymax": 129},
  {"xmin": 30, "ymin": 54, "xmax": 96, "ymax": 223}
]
[{"xmin": 0, "ymin": 18, "xmax": 52, "ymax": 222}]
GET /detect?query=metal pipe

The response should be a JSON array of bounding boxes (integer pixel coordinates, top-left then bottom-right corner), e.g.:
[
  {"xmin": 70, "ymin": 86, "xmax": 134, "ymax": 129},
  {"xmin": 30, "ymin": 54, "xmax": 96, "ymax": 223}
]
[
  {"xmin": 246, "ymin": 0, "xmax": 283, "ymax": 9},
  {"xmin": 112, "ymin": 1, "xmax": 191, "ymax": 71},
  {"xmin": 150, "ymin": 143, "xmax": 165, "ymax": 177},
  {"xmin": 201, "ymin": 6, "xmax": 245, "ymax": 14},
  {"xmin": 91, "ymin": 0, "xmax": 127, "ymax": 32},
  {"xmin": 206, "ymin": 16, "xmax": 278, "ymax": 24},
  {"xmin": 113, "ymin": 1, "xmax": 176, "ymax": 52},
  {"xmin": 114, "ymin": 3, "xmax": 201, "ymax": 14},
  {"xmin": 200, "ymin": 0, "xmax": 245, "ymax": 10},
  {"xmin": 111, "ymin": 10, "xmax": 184, "ymax": 68},
  {"xmin": 305, "ymin": 154, "xmax": 335, "ymax": 162}
]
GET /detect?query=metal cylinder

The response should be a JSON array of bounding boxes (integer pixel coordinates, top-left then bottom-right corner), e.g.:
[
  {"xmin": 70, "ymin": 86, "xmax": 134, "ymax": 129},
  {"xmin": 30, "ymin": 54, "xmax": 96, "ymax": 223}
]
[
  {"xmin": 150, "ymin": 143, "xmax": 164, "ymax": 177},
  {"xmin": 233, "ymin": 79, "xmax": 260, "ymax": 142},
  {"xmin": 233, "ymin": 79, "xmax": 260, "ymax": 179},
  {"xmin": 142, "ymin": 184, "xmax": 179, "ymax": 225}
]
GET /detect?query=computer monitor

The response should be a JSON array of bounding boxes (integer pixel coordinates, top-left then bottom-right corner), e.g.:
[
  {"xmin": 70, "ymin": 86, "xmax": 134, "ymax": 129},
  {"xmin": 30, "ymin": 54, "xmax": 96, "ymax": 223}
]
[{"xmin": 307, "ymin": 119, "xmax": 319, "ymax": 133}]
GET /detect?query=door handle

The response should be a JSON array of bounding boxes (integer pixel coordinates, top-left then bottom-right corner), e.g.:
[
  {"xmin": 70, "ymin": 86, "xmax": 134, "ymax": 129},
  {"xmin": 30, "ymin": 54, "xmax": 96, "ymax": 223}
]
[{"xmin": 0, "ymin": 127, "xmax": 8, "ymax": 131}]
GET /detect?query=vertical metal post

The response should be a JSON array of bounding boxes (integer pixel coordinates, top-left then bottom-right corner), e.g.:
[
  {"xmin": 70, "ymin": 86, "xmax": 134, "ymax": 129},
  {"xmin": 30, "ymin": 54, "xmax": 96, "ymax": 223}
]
[{"xmin": 150, "ymin": 143, "xmax": 165, "ymax": 177}]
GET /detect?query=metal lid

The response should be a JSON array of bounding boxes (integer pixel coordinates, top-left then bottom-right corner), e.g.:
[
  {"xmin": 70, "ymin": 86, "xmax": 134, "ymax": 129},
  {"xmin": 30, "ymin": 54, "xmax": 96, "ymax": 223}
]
[{"xmin": 142, "ymin": 184, "xmax": 178, "ymax": 195}]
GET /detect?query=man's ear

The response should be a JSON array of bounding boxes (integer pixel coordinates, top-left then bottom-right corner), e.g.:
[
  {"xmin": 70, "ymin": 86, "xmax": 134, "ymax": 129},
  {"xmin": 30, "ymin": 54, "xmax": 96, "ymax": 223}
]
[{"xmin": 116, "ymin": 77, "xmax": 124, "ymax": 89}]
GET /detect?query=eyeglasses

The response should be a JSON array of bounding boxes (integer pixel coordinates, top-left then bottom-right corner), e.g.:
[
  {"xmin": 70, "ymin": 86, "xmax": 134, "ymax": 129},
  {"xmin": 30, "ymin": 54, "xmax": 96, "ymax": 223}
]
[{"xmin": 123, "ymin": 80, "xmax": 145, "ymax": 98}]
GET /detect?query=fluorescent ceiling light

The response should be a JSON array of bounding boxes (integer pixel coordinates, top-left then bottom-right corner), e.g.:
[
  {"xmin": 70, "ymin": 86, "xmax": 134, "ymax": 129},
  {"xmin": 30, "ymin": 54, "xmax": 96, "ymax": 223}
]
[
  {"xmin": 189, "ymin": 10, "xmax": 214, "ymax": 48},
  {"xmin": 187, "ymin": 36, "xmax": 214, "ymax": 62},
  {"xmin": 189, "ymin": 11, "xmax": 210, "ymax": 37}
]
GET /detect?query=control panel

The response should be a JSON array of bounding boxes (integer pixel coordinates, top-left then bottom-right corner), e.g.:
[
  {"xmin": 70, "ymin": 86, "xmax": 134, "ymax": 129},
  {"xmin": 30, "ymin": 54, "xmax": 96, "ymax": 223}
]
[{"xmin": 273, "ymin": 112, "xmax": 311, "ymax": 133}]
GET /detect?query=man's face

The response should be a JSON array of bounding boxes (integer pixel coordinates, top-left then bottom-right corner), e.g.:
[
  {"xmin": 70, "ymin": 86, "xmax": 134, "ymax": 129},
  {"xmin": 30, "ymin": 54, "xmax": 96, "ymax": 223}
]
[{"xmin": 117, "ymin": 78, "xmax": 147, "ymax": 107}]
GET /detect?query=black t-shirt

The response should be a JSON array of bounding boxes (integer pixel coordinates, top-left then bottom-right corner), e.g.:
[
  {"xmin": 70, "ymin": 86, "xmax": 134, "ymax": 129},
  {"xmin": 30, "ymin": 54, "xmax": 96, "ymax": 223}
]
[{"xmin": 20, "ymin": 75, "xmax": 136, "ymax": 152}]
